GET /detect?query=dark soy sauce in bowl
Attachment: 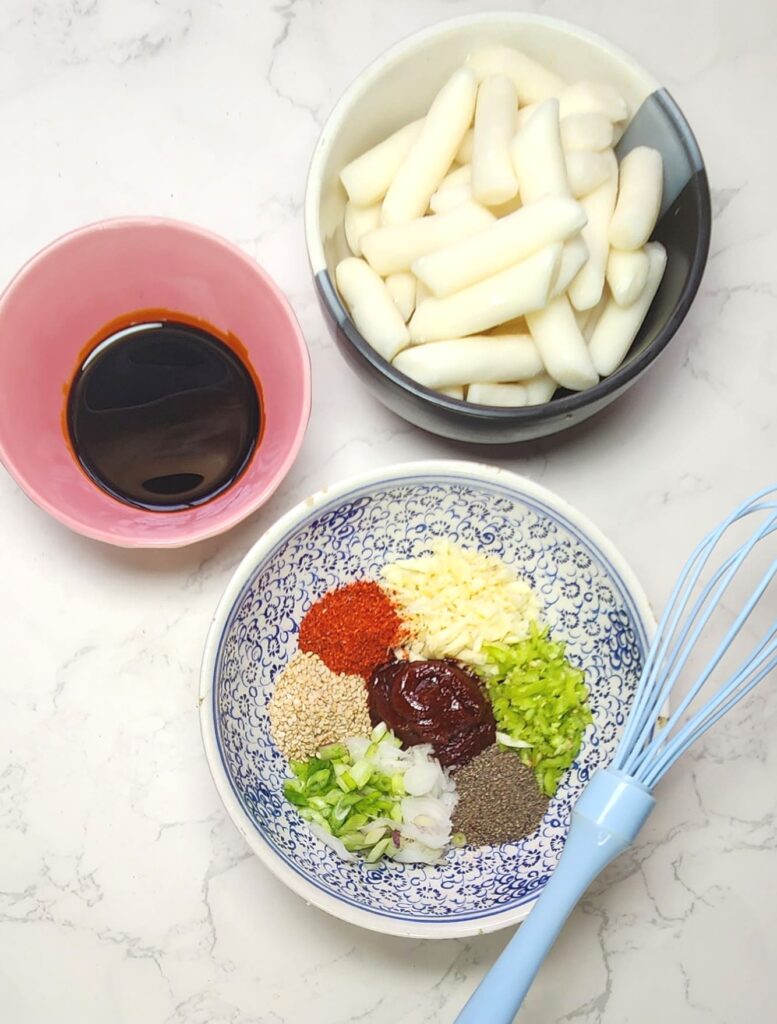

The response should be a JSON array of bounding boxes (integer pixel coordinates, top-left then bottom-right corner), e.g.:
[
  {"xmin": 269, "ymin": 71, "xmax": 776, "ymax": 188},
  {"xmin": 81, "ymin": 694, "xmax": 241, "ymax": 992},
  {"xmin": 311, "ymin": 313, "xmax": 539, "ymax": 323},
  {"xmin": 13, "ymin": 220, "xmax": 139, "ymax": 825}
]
[{"xmin": 67, "ymin": 318, "xmax": 261, "ymax": 511}]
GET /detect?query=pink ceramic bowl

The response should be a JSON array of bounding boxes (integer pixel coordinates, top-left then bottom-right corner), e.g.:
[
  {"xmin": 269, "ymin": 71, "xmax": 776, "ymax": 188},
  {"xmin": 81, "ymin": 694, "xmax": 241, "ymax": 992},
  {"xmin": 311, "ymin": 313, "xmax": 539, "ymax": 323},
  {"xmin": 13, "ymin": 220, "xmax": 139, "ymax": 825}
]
[{"xmin": 0, "ymin": 217, "xmax": 311, "ymax": 547}]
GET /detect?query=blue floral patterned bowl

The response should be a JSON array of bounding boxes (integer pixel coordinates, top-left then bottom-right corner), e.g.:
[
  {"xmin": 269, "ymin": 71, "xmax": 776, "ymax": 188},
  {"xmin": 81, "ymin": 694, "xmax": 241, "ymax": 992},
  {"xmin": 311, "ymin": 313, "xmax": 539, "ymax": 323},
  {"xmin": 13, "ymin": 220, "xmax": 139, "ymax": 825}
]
[{"xmin": 199, "ymin": 461, "xmax": 654, "ymax": 938}]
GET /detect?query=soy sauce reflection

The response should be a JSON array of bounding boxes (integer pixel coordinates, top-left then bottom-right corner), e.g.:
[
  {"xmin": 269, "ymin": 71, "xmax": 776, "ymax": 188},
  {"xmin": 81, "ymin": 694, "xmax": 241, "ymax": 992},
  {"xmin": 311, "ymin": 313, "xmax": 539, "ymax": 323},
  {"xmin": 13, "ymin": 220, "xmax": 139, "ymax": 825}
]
[{"xmin": 67, "ymin": 319, "xmax": 261, "ymax": 511}]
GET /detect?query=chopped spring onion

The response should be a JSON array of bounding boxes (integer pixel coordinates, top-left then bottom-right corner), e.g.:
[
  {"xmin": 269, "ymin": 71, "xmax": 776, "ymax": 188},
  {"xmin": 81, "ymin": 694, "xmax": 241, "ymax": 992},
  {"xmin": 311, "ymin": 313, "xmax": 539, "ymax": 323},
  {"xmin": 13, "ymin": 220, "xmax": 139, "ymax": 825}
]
[
  {"xmin": 480, "ymin": 622, "xmax": 593, "ymax": 796},
  {"xmin": 284, "ymin": 723, "xmax": 458, "ymax": 864},
  {"xmin": 495, "ymin": 731, "xmax": 532, "ymax": 749}
]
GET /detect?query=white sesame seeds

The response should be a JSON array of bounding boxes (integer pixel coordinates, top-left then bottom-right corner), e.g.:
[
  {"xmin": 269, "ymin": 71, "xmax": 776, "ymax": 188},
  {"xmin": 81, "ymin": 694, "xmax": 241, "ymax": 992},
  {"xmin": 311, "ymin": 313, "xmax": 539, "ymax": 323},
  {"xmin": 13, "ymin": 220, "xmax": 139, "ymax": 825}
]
[{"xmin": 268, "ymin": 651, "xmax": 371, "ymax": 761}]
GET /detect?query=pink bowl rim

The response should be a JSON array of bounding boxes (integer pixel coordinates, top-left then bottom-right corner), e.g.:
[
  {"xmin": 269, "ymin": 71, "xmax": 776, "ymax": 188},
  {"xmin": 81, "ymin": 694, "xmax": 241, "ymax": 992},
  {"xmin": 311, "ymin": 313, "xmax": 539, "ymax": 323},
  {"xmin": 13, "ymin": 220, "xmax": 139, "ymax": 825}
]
[{"xmin": 0, "ymin": 215, "xmax": 312, "ymax": 549}]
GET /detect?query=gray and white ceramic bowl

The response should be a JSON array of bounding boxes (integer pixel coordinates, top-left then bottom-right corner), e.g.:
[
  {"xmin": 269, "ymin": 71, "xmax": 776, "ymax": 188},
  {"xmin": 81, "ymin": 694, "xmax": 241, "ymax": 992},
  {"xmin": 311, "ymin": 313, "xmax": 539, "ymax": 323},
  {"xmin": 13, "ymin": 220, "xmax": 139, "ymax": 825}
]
[
  {"xmin": 305, "ymin": 14, "xmax": 711, "ymax": 444},
  {"xmin": 199, "ymin": 461, "xmax": 654, "ymax": 937}
]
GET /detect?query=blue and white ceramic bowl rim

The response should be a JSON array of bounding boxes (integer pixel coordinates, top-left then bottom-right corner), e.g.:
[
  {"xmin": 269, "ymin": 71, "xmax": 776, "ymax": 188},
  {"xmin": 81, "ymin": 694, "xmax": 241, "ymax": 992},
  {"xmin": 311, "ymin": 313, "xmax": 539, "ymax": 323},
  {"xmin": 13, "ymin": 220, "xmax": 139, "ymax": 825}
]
[{"xmin": 199, "ymin": 461, "xmax": 656, "ymax": 938}]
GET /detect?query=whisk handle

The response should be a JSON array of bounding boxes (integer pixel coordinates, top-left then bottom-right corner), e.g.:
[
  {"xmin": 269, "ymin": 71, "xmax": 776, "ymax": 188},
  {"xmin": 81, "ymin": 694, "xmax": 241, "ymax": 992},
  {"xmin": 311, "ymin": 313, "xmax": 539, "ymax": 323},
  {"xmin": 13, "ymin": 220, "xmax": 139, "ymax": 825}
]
[{"xmin": 454, "ymin": 769, "xmax": 655, "ymax": 1024}]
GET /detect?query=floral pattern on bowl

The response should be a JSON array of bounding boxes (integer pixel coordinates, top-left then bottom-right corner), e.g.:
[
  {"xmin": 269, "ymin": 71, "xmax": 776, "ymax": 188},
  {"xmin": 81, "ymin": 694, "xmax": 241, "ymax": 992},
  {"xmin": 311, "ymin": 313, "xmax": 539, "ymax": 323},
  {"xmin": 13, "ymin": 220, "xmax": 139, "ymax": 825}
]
[{"xmin": 200, "ymin": 462, "xmax": 653, "ymax": 938}]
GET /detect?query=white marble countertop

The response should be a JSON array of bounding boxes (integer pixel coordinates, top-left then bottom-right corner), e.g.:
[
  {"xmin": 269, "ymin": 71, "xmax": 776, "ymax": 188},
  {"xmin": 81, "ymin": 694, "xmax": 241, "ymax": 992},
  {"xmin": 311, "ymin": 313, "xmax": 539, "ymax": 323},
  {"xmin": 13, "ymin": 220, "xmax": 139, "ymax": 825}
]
[{"xmin": 1, "ymin": 1, "xmax": 776, "ymax": 1021}]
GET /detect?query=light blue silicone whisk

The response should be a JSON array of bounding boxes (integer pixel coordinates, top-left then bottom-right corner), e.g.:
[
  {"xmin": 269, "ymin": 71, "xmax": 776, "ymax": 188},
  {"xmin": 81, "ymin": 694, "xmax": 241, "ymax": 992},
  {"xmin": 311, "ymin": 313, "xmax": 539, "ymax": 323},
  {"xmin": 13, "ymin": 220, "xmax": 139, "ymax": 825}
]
[{"xmin": 456, "ymin": 485, "xmax": 777, "ymax": 1024}]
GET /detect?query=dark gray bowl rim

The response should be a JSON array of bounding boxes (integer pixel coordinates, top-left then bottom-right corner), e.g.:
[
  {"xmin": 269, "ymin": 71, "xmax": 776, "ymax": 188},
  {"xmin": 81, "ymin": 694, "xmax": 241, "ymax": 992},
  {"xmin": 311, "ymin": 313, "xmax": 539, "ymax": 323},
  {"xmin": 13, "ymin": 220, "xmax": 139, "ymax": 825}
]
[{"xmin": 308, "ymin": 89, "xmax": 711, "ymax": 425}]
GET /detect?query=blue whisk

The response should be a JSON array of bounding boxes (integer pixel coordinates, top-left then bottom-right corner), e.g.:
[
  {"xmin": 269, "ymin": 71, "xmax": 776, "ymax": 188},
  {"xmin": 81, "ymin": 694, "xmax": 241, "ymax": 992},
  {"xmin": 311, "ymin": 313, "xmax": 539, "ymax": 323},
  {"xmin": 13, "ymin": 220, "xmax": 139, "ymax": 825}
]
[{"xmin": 456, "ymin": 486, "xmax": 777, "ymax": 1023}]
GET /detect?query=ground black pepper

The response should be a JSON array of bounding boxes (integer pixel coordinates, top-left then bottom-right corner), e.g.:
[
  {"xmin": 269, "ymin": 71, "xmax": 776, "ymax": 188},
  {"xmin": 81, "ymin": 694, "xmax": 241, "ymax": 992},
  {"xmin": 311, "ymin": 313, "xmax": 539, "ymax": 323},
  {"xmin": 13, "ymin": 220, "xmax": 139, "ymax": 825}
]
[{"xmin": 452, "ymin": 744, "xmax": 549, "ymax": 846}]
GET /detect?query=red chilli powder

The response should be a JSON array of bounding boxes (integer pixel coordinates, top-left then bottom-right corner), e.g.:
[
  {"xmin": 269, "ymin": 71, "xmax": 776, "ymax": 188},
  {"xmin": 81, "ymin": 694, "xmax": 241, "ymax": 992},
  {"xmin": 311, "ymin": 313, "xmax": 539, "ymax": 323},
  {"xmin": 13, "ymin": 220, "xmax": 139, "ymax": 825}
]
[{"xmin": 299, "ymin": 581, "xmax": 404, "ymax": 678}]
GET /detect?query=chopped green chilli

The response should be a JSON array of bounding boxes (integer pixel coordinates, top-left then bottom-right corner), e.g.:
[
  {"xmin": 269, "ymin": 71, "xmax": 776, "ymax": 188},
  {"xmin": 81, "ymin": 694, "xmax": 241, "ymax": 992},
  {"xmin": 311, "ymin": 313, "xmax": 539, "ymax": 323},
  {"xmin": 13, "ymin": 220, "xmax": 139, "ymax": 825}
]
[
  {"xmin": 480, "ymin": 622, "xmax": 593, "ymax": 796},
  {"xmin": 272, "ymin": 543, "xmax": 603, "ymax": 862}
]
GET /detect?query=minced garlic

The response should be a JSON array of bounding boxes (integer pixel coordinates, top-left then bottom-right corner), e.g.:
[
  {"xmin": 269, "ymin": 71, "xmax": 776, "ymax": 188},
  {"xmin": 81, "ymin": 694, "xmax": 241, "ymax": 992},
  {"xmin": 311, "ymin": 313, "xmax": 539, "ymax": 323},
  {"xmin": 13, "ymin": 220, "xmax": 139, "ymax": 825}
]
[{"xmin": 381, "ymin": 539, "xmax": 540, "ymax": 666}]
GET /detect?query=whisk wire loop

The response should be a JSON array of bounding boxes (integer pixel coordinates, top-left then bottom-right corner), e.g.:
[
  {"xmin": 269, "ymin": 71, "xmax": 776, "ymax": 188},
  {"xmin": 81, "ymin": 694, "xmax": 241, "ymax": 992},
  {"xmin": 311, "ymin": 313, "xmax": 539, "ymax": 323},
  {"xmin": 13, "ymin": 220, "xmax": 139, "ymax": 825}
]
[
  {"xmin": 642, "ymin": 628, "xmax": 777, "ymax": 787},
  {"xmin": 613, "ymin": 486, "xmax": 777, "ymax": 784},
  {"xmin": 628, "ymin": 539, "xmax": 777, "ymax": 782},
  {"xmin": 456, "ymin": 485, "xmax": 777, "ymax": 1024}
]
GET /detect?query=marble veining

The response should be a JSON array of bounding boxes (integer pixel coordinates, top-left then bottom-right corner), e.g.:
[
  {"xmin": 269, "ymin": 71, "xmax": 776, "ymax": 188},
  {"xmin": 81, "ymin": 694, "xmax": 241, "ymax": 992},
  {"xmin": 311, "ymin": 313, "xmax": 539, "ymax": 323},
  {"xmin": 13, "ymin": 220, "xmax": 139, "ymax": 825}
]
[
  {"xmin": 1, "ymin": 0, "xmax": 776, "ymax": 1022},
  {"xmin": 210, "ymin": 475, "xmax": 648, "ymax": 929}
]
